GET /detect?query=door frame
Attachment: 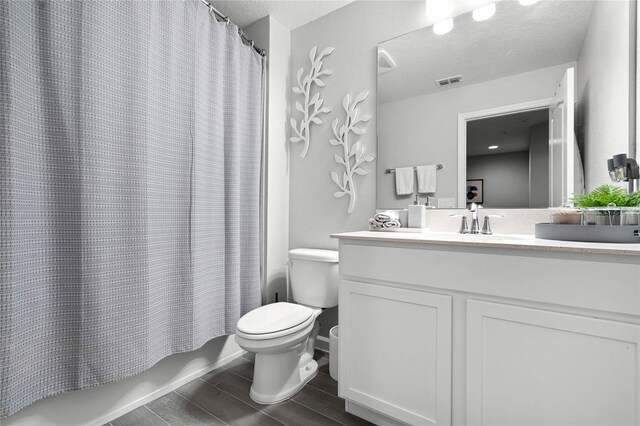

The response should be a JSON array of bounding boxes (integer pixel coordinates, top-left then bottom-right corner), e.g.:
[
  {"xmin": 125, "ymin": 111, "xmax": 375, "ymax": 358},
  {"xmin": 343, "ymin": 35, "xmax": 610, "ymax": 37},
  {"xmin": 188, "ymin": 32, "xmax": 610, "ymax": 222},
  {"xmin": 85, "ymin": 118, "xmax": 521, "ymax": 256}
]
[{"xmin": 457, "ymin": 98, "xmax": 553, "ymax": 208}]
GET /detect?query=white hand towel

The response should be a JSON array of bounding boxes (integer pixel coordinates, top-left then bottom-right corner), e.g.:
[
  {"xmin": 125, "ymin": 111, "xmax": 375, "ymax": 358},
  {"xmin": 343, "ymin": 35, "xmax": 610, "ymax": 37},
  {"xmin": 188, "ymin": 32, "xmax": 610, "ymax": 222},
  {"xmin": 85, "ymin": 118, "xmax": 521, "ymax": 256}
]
[
  {"xmin": 383, "ymin": 220, "xmax": 400, "ymax": 228},
  {"xmin": 416, "ymin": 165, "xmax": 437, "ymax": 194},
  {"xmin": 395, "ymin": 167, "xmax": 414, "ymax": 195},
  {"xmin": 368, "ymin": 218, "xmax": 384, "ymax": 230},
  {"xmin": 374, "ymin": 210, "xmax": 399, "ymax": 223}
]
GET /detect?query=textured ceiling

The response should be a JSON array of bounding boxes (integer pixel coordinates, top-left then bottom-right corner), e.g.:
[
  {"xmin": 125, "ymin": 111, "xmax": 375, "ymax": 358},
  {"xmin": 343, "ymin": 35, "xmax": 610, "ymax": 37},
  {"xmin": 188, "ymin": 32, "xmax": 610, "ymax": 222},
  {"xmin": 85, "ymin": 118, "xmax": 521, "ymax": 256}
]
[
  {"xmin": 379, "ymin": 0, "xmax": 595, "ymax": 104},
  {"xmin": 467, "ymin": 108, "xmax": 549, "ymax": 157},
  {"xmin": 211, "ymin": 0, "xmax": 355, "ymax": 30}
]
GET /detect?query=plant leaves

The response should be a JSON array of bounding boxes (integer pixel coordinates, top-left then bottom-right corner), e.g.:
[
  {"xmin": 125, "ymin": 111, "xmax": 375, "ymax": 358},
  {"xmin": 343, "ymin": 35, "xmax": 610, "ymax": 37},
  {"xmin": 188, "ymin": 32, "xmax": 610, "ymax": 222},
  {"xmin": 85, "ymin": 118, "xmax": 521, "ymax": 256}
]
[
  {"xmin": 350, "ymin": 142, "xmax": 360, "ymax": 157},
  {"xmin": 329, "ymin": 138, "xmax": 341, "ymax": 146},
  {"xmin": 318, "ymin": 69, "xmax": 334, "ymax": 77},
  {"xmin": 352, "ymin": 126, "xmax": 365, "ymax": 135},
  {"xmin": 314, "ymin": 78, "xmax": 326, "ymax": 87},
  {"xmin": 318, "ymin": 107, "xmax": 331, "ymax": 114},
  {"xmin": 342, "ymin": 94, "xmax": 350, "ymax": 113},
  {"xmin": 309, "ymin": 46, "xmax": 317, "ymax": 63},
  {"xmin": 333, "ymin": 191, "xmax": 346, "ymax": 198},
  {"xmin": 295, "ymin": 102, "xmax": 304, "ymax": 113},
  {"xmin": 292, "ymin": 87, "xmax": 303, "ymax": 94},
  {"xmin": 310, "ymin": 117, "xmax": 323, "ymax": 125},
  {"xmin": 290, "ymin": 136, "xmax": 302, "ymax": 143},
  {"xmin": 334, "ymin": 153, "xmax": 345, "ymax": 165},
  {"xmin": 296, "ymin": 68, "xmax": 304, "ymax": 86},
  {"xmin": 331, "ymin": 171, "xmax": 340, "ymax": 185},
  {"xmin": 354, "ymin": 167, "xmax": 368, "ymax": 176},
  {"xmin": 310, "ymin": 92, "xmax": 320, "ymax": 104},
  {"xmin": 354, "ymin": 91, "xmax": 369, "ymax": 104},
  {"xmin": 364, "ymin": 155, "xmax": 375, "ymax": 162},
  {"xmin": 319, "ymin": 46, "xmax": 335, "ymax": 58},
  {"xmin": 359, "ymin": 113, "xmax": 372, "ymax": 122},
  {"xmin": 290, "ymin": 117, "xmax": 297, "ymax": 129}
]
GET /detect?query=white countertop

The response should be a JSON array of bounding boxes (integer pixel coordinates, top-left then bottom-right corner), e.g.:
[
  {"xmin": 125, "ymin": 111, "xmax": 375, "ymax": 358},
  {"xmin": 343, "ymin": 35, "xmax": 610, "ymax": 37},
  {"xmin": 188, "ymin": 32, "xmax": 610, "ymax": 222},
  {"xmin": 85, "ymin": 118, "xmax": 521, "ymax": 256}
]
[{"xmin": 331, "ymin": 230, "xmax": 640, "ymax": 256}]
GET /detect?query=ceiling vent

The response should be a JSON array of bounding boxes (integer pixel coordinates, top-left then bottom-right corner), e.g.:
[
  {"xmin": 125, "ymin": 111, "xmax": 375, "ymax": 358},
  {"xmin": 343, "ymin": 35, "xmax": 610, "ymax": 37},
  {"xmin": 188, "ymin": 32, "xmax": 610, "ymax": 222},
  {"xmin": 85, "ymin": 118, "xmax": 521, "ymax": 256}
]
[{"xmin": 435, "ymin": 75, "xmax": 463, "ymax": 87}]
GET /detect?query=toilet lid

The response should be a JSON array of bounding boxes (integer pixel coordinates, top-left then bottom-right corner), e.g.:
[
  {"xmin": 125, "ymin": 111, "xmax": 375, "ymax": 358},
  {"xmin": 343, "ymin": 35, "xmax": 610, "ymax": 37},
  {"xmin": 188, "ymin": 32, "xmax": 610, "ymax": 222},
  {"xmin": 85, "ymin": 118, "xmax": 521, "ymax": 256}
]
[{"xmin": 236, "ymin": 302, "xmax": 314, "ymax": 335}]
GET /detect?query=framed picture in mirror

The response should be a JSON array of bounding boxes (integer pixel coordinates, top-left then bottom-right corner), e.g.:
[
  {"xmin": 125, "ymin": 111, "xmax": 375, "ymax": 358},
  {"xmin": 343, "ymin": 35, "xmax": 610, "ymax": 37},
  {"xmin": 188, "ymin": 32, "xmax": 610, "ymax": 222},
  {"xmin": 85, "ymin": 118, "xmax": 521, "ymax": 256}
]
[{"xmin": 466, "ymin": 179, "xmax": 483, "ymax": 204}]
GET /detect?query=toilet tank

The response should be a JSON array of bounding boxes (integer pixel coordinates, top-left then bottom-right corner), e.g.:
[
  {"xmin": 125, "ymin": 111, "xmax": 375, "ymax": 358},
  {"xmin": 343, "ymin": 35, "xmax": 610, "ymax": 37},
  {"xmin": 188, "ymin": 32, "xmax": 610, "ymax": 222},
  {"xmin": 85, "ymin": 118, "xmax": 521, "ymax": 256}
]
[{"xmin": 289, "ymin": 248, "xmax": 339, "ymax": 308}]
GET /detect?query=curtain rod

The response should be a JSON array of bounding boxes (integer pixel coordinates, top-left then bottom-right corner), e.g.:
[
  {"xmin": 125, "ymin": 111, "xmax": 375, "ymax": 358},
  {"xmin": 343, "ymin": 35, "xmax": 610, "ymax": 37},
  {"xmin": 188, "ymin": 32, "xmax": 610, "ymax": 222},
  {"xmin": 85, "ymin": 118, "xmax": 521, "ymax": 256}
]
[{"xmin": 198, "ymin": 0, "xmax": 267, "ymax": 57}]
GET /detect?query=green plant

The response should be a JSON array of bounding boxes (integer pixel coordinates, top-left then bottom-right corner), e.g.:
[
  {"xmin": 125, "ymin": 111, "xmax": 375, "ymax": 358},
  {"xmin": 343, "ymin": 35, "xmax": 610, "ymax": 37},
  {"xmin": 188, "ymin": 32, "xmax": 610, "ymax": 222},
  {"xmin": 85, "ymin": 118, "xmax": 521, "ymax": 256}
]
[{"xmin": 571, "ymin": 184, "xmax": 640, "ymax": 207}]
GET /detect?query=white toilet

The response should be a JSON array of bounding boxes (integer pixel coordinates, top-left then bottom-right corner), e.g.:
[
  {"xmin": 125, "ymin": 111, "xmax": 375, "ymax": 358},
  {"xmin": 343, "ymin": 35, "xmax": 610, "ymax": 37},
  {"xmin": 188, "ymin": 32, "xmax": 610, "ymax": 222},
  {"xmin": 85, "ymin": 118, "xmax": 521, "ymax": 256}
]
[{"xmin": 235, "ymin": 248, "xmax": 339, "ymax": 404}]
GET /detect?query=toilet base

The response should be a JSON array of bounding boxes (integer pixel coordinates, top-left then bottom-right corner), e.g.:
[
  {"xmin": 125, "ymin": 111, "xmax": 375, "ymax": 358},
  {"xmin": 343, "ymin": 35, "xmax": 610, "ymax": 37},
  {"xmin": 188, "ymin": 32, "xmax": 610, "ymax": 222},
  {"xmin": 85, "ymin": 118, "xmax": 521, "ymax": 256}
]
[{"xmin": 250, "ymin": 356, "xmax": 318, "ymax": 404}]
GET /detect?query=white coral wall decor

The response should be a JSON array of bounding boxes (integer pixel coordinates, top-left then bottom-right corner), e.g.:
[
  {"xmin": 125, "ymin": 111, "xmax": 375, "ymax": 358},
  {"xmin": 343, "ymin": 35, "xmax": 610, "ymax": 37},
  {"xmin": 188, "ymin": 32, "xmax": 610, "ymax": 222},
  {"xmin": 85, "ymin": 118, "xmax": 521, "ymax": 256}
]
[
  {"xmin": 330, "ymin": 91, "xmax": 375, "ymax": 214},
  {"xmin": 290, "ymin": 46, "xmax": 334, "ymax": 158}
]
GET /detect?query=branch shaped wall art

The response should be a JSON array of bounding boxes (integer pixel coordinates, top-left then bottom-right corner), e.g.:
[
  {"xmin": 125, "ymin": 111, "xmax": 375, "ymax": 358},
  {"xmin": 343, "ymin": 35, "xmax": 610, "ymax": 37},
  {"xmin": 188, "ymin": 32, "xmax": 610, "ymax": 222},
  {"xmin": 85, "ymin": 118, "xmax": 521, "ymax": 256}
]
[
  {"xmin": 330, "ymin": 91, "xmax": 375, "ymax": 213},
  {"xmin": 290, "ymin": 46, "xmax": 334, "ymax": 158}
]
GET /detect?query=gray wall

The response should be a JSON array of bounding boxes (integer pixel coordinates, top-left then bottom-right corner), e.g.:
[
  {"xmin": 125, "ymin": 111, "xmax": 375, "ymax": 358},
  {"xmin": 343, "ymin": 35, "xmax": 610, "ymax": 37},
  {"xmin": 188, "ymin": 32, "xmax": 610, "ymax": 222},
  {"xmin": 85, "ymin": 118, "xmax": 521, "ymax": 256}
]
[
  {"xmin": 244, "ymin": 17, "xmax": 292, "ymax": 304},
  {"xmin": 289, "ymin": 1, "xmax": 434, "ymax": 338},
  {"xmin": 577, "ymin": 0, "xmax": 630, "ymax": 191},
  {"xmin": 529, "ymin": 122, "xmax": 549, "ymax": 207},
  {"xmin": 467, "ymin": 151, "xmax": 530, "ymax": 208}
]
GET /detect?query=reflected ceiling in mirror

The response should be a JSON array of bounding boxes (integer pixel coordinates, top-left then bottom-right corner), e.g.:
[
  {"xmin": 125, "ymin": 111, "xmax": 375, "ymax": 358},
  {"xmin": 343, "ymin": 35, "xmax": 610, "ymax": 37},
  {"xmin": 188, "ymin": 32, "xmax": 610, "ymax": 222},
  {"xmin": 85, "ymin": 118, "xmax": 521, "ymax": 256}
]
[{"xmin": 378, "ymin": 1, "xmax": 594, "ymax": 104}]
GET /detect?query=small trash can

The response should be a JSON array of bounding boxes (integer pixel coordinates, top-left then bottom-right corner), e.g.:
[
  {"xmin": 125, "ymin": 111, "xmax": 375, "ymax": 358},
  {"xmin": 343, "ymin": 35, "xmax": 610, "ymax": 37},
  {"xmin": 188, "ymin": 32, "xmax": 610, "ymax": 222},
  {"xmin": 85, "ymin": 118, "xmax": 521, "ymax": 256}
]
[{"xmin": 329, "ymin": 326, "xmax": 339, "ymax": 381}]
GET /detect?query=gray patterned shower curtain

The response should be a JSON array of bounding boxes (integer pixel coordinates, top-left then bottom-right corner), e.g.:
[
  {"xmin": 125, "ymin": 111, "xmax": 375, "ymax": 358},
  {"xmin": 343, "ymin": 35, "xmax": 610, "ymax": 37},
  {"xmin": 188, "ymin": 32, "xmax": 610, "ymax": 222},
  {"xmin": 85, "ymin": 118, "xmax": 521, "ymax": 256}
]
[{"xmin": 0, "ymin": 0, "xmax": 263, "ymax": 418}]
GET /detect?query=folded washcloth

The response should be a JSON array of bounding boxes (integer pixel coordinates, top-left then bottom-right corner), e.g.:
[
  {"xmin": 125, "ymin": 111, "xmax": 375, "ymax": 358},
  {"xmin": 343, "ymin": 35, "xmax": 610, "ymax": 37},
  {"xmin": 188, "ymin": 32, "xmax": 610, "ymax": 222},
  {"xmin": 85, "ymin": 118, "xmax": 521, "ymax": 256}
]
[
  {"xmin": 374, "ymin": 210, "xmax": 400, "ymax": 223},
  {"xmin": 368, "ymin": 218, "xmax": 384, "ymax": 230},
  {"xmin": 395, "ymin": 166, "xmax": 414, "ymax": 195},
  {"xmin": 384, "ymin": 220, "xmax": 400, "ymax": 228},
  {"xmin": 416, "ymin": 165, "xmax": 437, "ymax": 194}
]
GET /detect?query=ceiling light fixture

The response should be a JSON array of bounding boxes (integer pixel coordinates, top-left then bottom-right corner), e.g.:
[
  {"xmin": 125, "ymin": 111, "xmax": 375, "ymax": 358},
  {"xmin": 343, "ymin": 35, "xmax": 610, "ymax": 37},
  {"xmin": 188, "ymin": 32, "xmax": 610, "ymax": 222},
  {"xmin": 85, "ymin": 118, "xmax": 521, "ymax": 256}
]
[
  {"xmin": 433, "ymin": 18, "xmax": 454, "ymax": 35},
  {"xmin": 473, "ymin": 3, "xmax": 496, "ymax": 21},
  {"xmin": 518, "ymin": 0, "xmax": 540, "ymax": 6},
  {"xmin": 426, "ymin": 0, "xmax": 453, "ymax": 21},
  {"xmin": 488, "ymin": 145, "xmax": 499, "ymax": 150}
]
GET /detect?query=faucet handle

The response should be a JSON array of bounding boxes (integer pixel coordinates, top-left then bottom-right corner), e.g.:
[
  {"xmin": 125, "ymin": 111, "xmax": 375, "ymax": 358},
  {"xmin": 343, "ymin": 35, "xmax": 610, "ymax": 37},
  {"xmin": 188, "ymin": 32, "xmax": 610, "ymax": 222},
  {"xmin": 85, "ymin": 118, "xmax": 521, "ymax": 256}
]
[
  {"xmin": 460, "ymin": 216, "xmax": 470, "ymax": 234},
  {"xmin": 449, "ymin": 213, "xmax": 470, "ymax": 234},
  {"xmin": 481, "ymin": 215, "xmax": 503, "ymax": 235}
]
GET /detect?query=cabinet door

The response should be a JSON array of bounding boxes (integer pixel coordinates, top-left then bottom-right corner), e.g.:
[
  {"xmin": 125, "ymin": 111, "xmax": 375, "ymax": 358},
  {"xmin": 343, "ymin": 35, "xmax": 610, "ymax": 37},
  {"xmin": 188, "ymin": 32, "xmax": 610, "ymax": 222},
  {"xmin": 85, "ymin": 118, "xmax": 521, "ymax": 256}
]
[
  {"xmin": 339, "ymin": 280, "xmax": 452, "ymax": 425},
  {"xmin": 467, "ymin": 300, "xmax": 640, "ymax": 426}
]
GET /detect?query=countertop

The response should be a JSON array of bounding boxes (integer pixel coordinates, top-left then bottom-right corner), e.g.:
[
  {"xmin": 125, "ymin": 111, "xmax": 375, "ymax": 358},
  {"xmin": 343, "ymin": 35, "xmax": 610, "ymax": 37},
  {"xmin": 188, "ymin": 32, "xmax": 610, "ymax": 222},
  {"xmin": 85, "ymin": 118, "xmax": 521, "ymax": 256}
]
[{"xmin": 331, "ymin": 231, "xmax": 640, "ymax": 256}]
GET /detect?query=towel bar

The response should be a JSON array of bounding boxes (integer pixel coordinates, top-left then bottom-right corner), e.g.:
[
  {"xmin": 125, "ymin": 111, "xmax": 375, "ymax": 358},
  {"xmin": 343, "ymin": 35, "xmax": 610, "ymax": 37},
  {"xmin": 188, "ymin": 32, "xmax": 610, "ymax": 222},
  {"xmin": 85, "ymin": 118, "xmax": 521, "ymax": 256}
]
[{"xmin": 385, "ymin": 164, "xmax": 443, "ymax": 174}]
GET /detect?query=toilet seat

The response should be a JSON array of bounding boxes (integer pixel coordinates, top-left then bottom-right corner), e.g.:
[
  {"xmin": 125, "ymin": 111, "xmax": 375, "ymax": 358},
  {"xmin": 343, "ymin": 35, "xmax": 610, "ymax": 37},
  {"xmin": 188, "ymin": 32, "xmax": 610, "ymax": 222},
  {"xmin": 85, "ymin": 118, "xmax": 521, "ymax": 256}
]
[{"xmin": 236, "ymin": 302, "xmax": 315, "ymax": 340}]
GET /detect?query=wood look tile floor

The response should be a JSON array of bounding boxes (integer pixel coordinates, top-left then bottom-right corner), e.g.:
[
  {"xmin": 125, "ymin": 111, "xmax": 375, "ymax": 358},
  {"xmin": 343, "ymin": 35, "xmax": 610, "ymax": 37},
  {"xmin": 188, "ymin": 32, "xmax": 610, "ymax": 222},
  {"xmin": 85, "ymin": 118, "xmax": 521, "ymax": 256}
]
[{"xmin": 108, "ymin": 350, "xmax": 372, "ymax": 426}]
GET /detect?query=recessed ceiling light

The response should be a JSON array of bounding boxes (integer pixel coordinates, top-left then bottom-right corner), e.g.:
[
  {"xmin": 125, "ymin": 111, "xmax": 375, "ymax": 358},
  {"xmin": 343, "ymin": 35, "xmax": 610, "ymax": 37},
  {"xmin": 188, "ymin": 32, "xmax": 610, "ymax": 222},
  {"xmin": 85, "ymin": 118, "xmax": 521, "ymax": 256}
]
[
  {"xmin": 433, "ymin": 18, "xmax": 454, "ymax": 35},
  {"xmin": 518, "ymin": 0, "xmax": 540, "ymax": 6},
  {"xmin": 473, "ymin": 3, "xmax": 496, "ymax": 21},
  {"xmin": 488, "ymin": 145, "xmax": 499, "ymax": 150}
]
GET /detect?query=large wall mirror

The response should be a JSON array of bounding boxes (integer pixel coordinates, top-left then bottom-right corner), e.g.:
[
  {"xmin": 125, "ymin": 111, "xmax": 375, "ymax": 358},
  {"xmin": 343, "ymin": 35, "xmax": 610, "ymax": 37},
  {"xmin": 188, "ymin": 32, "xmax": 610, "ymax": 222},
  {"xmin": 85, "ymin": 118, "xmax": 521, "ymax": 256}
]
[{"xmin": 377, "ymin": 0, "xmax": 636, "ymax": 209}]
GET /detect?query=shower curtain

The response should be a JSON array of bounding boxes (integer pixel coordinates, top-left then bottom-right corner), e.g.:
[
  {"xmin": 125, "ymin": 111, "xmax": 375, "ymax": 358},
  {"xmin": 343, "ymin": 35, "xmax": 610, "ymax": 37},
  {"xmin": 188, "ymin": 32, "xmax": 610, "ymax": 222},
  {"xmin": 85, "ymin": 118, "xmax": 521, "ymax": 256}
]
[{"xmin": 0, "ymin": 0, "xmax": 263, "ymax": 418}]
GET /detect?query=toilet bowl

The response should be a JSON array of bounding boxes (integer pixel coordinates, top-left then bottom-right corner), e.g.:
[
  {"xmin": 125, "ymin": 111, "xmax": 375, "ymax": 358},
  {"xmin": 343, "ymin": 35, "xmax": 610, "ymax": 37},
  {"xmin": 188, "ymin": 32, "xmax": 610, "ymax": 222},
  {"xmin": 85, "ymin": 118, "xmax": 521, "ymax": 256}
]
[{"xmin": 235, "ymin": 248, "xmax": 339, "ymax": 404}]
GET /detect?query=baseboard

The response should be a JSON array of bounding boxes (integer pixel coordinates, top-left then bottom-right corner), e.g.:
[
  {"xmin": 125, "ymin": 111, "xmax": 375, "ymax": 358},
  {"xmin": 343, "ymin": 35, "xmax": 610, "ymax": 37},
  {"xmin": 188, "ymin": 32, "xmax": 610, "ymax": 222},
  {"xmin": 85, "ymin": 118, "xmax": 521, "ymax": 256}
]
[
  {"xmin": 3, "ymin": 335, "xmax": 245, "ymax": 426},
  {"xmin": 315, "ymin": 335, "xmax": 330, "ymax": 353}
]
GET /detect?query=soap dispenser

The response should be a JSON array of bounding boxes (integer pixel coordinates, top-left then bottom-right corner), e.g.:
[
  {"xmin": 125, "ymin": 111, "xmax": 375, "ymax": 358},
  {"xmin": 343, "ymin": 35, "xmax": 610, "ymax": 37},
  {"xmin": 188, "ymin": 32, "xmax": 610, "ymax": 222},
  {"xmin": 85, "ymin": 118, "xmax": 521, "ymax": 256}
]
[{"xmin": 408, "ymin": 194, "xmax": 427, "ymax": 228}]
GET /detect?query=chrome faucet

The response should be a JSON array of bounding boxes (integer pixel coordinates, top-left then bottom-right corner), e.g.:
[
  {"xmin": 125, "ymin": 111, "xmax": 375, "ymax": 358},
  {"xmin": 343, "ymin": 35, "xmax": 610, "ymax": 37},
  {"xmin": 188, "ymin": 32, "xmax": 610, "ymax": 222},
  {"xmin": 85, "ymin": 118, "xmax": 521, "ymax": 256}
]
[{"xmin": 469, "ymin": 202, "xmax": 481, "ymax": 234}]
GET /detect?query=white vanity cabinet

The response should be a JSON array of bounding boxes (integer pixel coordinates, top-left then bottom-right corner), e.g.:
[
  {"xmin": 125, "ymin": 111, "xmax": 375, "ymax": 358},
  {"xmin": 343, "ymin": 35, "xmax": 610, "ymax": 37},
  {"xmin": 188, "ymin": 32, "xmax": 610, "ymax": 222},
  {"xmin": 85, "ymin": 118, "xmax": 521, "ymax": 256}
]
[{"xmin": 334, "ymin": 232, "xmax": 640, "ymax": 426}]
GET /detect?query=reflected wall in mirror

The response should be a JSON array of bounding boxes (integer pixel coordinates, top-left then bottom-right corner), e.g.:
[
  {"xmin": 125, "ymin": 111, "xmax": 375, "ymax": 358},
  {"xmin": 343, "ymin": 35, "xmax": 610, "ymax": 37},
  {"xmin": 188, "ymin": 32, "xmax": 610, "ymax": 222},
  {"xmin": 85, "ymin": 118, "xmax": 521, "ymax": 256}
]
[{"xmin": 377, "ymin": 0, "xmax": 634, "ymax": 209}]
